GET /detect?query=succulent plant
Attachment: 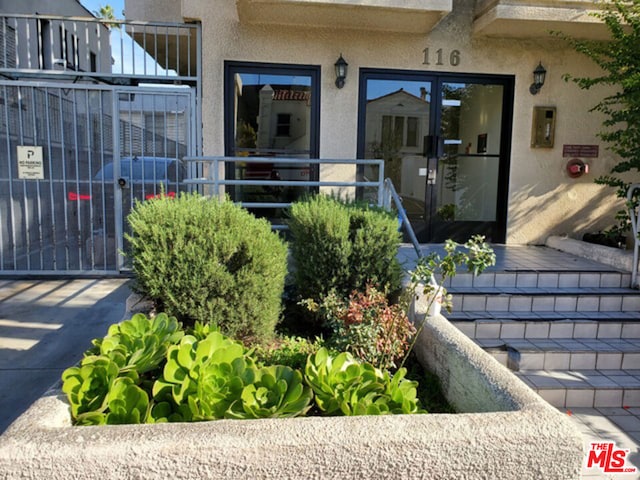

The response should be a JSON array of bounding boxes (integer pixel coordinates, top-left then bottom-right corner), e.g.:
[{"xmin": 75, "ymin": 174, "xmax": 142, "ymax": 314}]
[
  {"xmin": 61, "ymin": 355, "xmax": 121, "ymax": 422},
  {"xmin": 95, "ymin": 312, "xmax": 184, "ymax": 374},
  {"xmin": 152, "ymin": 332, "xmax": 256, "ymax": 421},
  {"xmin": 305, "ymin": 347, "xmax": 424, "ymax": 416},
  {"xmin": 63, "ymin": 313, "xmax": 183, "ymax": 425},
  {"xmin": 103, "ymin": 377, "xmax": 150, "ymax": 425},
  {"xmin": 62, "ymin": 312, "xmax": 427, "ymax": 426},
  {"xmin": 226, "ymin": 365, "xmax": 313, "ymax": 419}
]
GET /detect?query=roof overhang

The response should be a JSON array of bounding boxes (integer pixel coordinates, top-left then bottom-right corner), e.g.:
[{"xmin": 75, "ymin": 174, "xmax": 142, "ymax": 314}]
[
  {"xmin": 473, "ymin": 0, "xmax": 612, "ymax": 40},
  {"xmin": 235, "ymin": 0, "xmax": 453, "ymax": 34}
]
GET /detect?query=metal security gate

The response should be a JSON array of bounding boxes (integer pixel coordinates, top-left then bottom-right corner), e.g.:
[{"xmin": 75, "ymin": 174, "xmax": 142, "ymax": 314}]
[{"xmin": 0, "ymin": 80, "xmax": 196, "ymax": 274}]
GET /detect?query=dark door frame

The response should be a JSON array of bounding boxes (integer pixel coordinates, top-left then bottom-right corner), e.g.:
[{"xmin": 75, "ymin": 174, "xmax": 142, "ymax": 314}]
[
  {"xmin": 356, "ymin": 67, "xmax": 514, "ymax": 243},
  {"xmin": 223, "ymin": 61, "xmax": 322, "ymax": 195}
]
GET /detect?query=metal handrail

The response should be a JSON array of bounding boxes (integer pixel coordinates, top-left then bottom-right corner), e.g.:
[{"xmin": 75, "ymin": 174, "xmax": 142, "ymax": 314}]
[
  {"xmin": 628, "ymin": 183, "xmax": 640, "ymax": 288},
  {"xmin": 183, "ymin": 156, "xmax": 385, "ymax": 207},
  {"xmin": 181, "ymin": 157, "xmax": 425, "ymax": 267},
  {"xmin": 382, "ymin": 178, "xmax": 423, "ymax": 260}
]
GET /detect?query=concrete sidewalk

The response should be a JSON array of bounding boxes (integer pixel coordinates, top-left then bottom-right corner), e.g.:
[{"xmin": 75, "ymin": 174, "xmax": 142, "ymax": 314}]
[{"xmin": 0, "ymin": 278, "xmax": 130, "ymax": 433}]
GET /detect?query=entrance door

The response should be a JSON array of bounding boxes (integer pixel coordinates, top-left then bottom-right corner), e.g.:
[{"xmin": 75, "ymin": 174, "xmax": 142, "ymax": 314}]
[
  {"xmin": 358, "ymin": 70, "xmax": 513, "ymax": 243},
  {"xmin": 224, "ymin": 62, "xmax": 320, "ymax": 226}
]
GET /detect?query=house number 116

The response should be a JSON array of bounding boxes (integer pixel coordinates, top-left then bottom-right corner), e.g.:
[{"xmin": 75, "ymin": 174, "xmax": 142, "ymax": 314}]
[{"xmin": 422, "ymin": 48, "xmax": 461, "ymax": 67}]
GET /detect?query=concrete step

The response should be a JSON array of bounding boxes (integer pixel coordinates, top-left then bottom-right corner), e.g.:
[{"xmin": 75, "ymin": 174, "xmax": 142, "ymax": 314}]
[
  {"xmin": 443, "ymin": 271, "xmax": 631, "ymax": 290},
  {"xmin": 449, "ymin": 288, "xmax": 640, "ymax": 313},
  {"xmin": 476, "ymin": 337, "xmax": 640, "ymax": 371},
  {"xmin": 452, "ymin": 319, "xmax": 640, "ymax": 340},
  {"xmin": 436, "ymin": 255, "xmax": 640, "ymax": 411},
  {"xmin": 516, "ymin": 369, "xmax": 640, "ymax": 408},
  {"xmin": 445, "ymin": 310, "xmax": 640, "ymax": 324}
]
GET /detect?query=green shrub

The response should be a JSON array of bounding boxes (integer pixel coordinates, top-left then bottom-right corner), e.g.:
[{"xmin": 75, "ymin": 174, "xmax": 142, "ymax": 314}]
[
  {"xmin": 348, "ymin": 207, "xmax": 402, "ymax": 295},
  {"xmin": 288, "ymin": 195, "xmax": 401, "ymax": 303},
  {"xmin": 126, "ymin": 193, "xmax": 288, "ymax": 343}
]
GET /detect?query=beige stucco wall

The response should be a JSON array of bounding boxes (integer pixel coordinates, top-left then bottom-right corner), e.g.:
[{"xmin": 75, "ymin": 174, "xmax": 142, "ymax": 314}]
[{"xmin": 127, "ymin": 0, "xmax": 624, "ymax": 245}]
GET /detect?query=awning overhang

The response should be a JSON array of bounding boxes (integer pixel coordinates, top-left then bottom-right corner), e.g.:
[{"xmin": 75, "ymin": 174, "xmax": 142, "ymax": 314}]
[
  {"xmin": 235, "ymin": 0, "xmax": 453, "ymax": 34},
  {"xmin": 473, "ymin": 1, "xmax": 612, "ymax": 40}
]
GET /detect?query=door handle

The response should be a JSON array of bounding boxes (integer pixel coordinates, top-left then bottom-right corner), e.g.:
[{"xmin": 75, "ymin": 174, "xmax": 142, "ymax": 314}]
[{"xmin": 118, "ymin": 177, "xmax": 127, "ymax": 188}]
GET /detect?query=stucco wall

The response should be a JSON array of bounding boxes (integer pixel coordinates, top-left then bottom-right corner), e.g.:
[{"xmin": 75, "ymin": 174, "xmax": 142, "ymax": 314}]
[{"xmin": 130, "ymin": 0, "xmax": 623, "ymax": 244}]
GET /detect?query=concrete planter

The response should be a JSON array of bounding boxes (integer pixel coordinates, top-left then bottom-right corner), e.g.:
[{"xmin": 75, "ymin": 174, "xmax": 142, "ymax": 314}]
[
  {"xmin": 0, "ymin": 289, "xmax": 583, "ymax": 479},
  {"xmin": 547, "ymin": 234, "xmax": 637, "ymax": 274}
]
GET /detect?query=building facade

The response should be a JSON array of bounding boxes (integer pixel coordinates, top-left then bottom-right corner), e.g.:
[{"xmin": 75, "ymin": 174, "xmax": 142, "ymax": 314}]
[{"xmin": 126, "ymin": 0, "xmax": 624, "ymax": 245}]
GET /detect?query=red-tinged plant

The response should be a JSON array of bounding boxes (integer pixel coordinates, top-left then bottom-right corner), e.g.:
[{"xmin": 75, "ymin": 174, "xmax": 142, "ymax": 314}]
[{"xmin": 314, "ymin": 286, "xmax": 415, "ymax": 370}]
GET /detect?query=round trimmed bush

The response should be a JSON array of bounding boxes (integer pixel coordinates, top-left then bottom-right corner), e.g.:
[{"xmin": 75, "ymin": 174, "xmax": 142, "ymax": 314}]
[
  {"xmin": 126, "ymin": 193, "xmax": 288, "ymax": 343},
  {"xmin": 288, "ymin": 195, "xmax": 402, "ymax": 302}
]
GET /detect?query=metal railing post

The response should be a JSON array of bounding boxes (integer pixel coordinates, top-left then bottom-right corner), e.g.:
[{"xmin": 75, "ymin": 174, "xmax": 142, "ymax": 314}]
[
  {"xmin": 383, "ymin": 178, "xmax": 422, "ymax": 259},
  {"xmin": 628, "ymin": 184, "xmax": 640, "ymax": 288},
  {"xmin": 377, "ymin": 159, "xmax": 384, "ymax": 207},
  {"xmin": 213, "ymin": 157, "xmax": 219, "ymax": 198}
]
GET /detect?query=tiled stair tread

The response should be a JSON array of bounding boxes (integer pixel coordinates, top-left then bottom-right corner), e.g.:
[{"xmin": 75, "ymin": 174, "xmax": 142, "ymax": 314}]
[
  {"xmin": 448, "ymin": 287, "xmax": 637, "ymax": 295},
  {"xmin": 451, "ymin": 292, "xmax": 640, "ymax": 313},
  {"xmin": 516, "ymin": 371, "xmax": 640, "ymax": 408},
  {"xmin": 476, "ymin": 338, "xmax": 640, "ymax": 353},
  {"xmin": 453, "ymin": 319, "xmax": 640, "ymax": 342},
  {"xmin": 516, "ymin": 370, "xmax": 640, "ymax": 407},
  {"xmin": 449, "ymin": 311, "xmax": 640, "ymax": 321},
  {"xmin": 442, "ymin": 270, "xmax": 627, "ymax": 276},
  {"xmin": 517, "ymin": 369, "xmax": 640, "ymax": 390},
  {"xmin": 442, "ymin": 272, "xmax": 631, "ymax": 289}
]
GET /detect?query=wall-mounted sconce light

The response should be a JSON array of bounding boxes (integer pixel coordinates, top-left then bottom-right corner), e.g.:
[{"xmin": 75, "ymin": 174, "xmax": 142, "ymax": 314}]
[
  {"xmin": 335, "ymin": 54, "xmax": 348, "ymax": 89},
  {"xmin": 529, "ymin": 61, "xmax": 547, "ymax": 95}
]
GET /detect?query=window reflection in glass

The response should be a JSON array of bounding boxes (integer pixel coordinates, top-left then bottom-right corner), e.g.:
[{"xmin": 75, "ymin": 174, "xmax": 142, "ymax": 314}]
[
  {"xmin": 233, "ymin": 73, "xmax": 312, "ymax": 158},
  {"xmin": 230, "ymin": 72, "xmax": 314, "ymax": 222},
  {"xmin": 363, "ymin": 79, "xmax": 432, "ymax": 219}
]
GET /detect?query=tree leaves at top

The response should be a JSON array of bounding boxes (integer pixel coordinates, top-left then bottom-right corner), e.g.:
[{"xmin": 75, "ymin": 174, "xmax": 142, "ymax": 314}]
[
  {"xmin": 558, "ymin": 1, "xmax": 640, "ymax": 234},
  {"xmin": 93, "ymin": 4, "xmax": 121, "ymax": 29}
]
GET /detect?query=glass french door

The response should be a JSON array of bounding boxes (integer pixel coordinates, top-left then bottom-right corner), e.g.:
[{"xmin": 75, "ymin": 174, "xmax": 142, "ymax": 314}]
[{"xmin": 358, "ymin": 70, "xmax": 513, "ymax": 243}]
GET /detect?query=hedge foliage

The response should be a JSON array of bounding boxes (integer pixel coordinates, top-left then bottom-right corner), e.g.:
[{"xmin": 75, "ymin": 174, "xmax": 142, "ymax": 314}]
[
  {"xmin": 126, "ymin": 193, "xmax": 287, "ymax": 343},
  {"xmin": 288, "ymin": 195, "xmax": 401, "ymax": 302}
]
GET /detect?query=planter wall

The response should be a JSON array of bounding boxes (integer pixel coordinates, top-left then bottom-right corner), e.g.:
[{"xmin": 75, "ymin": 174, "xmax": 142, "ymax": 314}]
[
  {"xmin": 0, "ymin": 289, "xmax": 584, "ymax": 479},
  {"xmin": 547, "ymin": 234, "xmax": 637, "ymax": 275}
]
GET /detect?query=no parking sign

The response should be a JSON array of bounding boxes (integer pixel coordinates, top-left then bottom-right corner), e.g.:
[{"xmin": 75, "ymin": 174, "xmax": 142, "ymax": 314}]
[{"xmin": 17, "ymin": 146, "xmax": 44, "ymax": 180}]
